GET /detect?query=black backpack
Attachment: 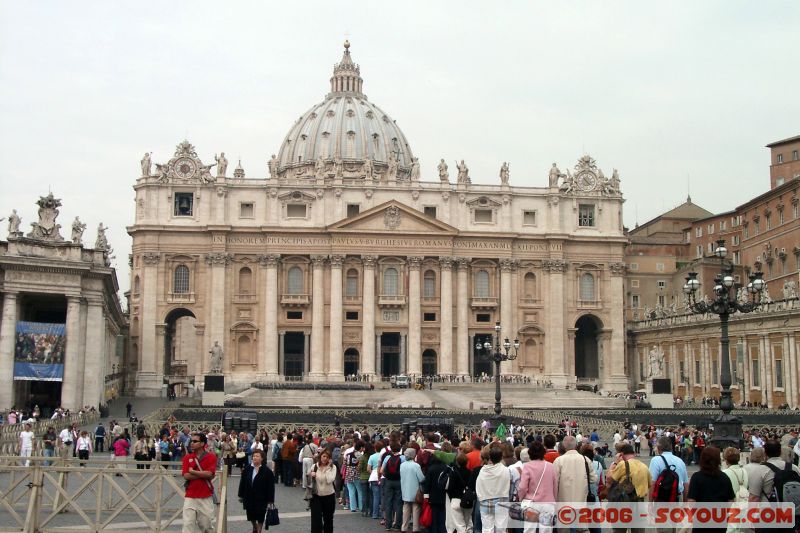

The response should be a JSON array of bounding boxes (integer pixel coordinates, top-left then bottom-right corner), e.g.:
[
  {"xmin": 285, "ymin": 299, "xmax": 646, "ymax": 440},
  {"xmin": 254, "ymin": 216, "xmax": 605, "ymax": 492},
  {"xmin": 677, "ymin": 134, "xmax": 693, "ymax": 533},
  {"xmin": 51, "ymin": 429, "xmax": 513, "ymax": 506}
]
[
  {"xmin": 651, "ymin": 456, "xmax": 680, "ymax": 502},
  {"xmin": 764, "ymin": 461, "xmax": 800, "ymax": 513},
  {"xmin": 435, "ymin": 465, "xmax": 452, "ymax": 493},
  {"xmin": 384, "ymin": 454, "xmax": 402, "ymax": 481}
]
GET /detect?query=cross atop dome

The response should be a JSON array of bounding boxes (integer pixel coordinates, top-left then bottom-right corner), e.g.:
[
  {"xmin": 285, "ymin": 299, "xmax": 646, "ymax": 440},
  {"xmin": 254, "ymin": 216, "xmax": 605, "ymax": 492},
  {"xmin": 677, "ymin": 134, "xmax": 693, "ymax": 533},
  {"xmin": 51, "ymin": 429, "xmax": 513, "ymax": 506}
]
[{"xmin": 329, "ymin": 40, "xmax": 364, "ymax": 97}]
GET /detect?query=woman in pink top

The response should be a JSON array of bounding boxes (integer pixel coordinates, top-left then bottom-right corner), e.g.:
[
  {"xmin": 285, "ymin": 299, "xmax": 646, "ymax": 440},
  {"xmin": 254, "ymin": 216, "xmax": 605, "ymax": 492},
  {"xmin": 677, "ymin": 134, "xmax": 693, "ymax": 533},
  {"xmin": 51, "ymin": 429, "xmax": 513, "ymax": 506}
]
[
  {"xmin": 517, "ymin": 441, "xmax": 558, "ymax": 530},
  {"xmin": 112, "ymin": 436, "xmax": 130, "ymax": 476}
]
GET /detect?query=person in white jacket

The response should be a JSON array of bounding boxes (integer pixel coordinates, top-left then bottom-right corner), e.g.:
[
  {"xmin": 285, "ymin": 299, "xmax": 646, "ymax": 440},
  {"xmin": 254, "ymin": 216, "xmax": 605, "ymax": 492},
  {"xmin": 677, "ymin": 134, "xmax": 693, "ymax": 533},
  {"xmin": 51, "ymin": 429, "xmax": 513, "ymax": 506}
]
[{"xmin": 476, "ymin": 445, "xmax": 511, "ymax": 533}]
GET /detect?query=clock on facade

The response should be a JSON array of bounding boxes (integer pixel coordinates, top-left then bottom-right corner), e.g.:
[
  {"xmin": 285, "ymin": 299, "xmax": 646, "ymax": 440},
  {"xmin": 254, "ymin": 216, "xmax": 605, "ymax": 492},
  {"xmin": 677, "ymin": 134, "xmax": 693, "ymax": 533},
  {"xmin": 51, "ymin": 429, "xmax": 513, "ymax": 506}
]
[{"xmin": 577, "ymin": 171, "xmax": 598, "ymax": 191}]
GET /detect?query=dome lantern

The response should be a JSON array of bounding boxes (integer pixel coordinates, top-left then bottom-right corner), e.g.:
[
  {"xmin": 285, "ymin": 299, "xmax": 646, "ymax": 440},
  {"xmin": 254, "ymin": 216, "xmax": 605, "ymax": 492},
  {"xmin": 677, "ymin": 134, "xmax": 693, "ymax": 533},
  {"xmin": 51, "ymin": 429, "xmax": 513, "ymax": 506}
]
[{"xmin": 329, "ymin": 40, "xmax": 364, "ymax": 97}]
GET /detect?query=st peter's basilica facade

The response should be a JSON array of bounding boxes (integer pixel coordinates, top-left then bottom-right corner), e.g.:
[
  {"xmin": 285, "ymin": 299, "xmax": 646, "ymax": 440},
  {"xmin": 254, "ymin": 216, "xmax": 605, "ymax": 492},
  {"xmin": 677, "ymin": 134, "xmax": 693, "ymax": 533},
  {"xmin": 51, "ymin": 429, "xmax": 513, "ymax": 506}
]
[{"xmin": 127, "ymin": 43, "xmax": 629, "ymax": 396}]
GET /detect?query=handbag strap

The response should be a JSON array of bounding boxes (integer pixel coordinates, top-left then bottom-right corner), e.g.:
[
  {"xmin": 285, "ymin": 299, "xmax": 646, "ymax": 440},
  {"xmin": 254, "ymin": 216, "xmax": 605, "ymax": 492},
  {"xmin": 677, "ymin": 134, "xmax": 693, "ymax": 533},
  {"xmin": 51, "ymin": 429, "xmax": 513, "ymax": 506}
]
[{"xmin": 531, "ymin": 461, "xmax": 547, "ymax": 500}]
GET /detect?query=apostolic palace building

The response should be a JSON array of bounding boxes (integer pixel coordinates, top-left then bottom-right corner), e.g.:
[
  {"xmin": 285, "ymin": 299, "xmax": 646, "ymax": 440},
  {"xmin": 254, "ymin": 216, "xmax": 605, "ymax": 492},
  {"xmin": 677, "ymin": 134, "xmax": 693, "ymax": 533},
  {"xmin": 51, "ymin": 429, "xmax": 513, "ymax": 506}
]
[{"xmin": 127, "ymin": 43, "xmax": 629, "ymax": 397}]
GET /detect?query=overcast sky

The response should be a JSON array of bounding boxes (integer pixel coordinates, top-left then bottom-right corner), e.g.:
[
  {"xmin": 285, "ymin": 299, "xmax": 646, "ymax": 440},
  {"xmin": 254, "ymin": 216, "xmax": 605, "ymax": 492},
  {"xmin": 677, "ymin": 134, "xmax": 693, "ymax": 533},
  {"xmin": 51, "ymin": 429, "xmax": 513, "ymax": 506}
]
[{"xmin": 1, "ymin": 1, "xmax": 798, "ymax": 297}]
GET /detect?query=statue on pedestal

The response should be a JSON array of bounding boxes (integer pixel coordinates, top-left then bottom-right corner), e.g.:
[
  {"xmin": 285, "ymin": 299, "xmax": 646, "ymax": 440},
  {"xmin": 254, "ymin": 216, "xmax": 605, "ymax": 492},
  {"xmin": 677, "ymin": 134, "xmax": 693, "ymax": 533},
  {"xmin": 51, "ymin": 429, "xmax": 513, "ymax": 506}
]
[
  {"xmin": 95, "ymin": 223, "xmax": 108, "ymax": 250},
  {"xmin": 315, "ymin": 156, "xmax": 327, "ymax": 180},
  {"xmin": 27, "ymin": 193, "xmax": 64, "ymax": 242},
  {"xmin": 437, "ymin": 159, "xmax": 449, "ymax": 182},
  {"xmin": 387, "ymin": 152, "xmax": 399, "ymax": 181},
  {"xmin": 141, "ymin": 152, "xmax": 152, "ymax": 177},
  {"xmin": 548, "ymin": 163, "xmax": 562, "ymax": 188},
  {"xmin": 362, "ymin": 157, "xmax": 375, "ymax": 180},
  {"xmin": 71, "ymin": 216, "xmax": 86, "ymax": 244},
  {"xmin": 215, "ymin": 152, "xmax": 228, "ymax": 177},
  {"xmin": 499, "ymin": 162, "xmax": 510, "ymax": 185},
  {"xmin": 456, "ymin": 160, "xmax": 470, "ymax": 184},
  {"xmin": 7, "ymin": 209, "xmax": 21, "ymax": 236},
  {"xmin": 648, "ymin": 345, "xmax": 665, "ymax": 379},
  {"xmin": 410, "ymin": 157, "xmax": 420, "ymax": 181},
  {"xmin": 209, "ymin": 341, "xmax": 223, "ymax": 374},
  {"xmin": 268, "ymin": 154, "xmax": 279, "ymax": 178}
]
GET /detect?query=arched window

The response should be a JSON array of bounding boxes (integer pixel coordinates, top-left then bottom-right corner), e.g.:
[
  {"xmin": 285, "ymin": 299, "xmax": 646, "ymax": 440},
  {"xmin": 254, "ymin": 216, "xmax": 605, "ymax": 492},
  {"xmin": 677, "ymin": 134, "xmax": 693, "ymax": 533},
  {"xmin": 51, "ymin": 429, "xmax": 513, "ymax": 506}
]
[
  {"xmin": 423, "ymin": 270, "xmax": 436, "ymax": 298},
  {"xmin": 346, "ymin": 269, "xmax": 359, "ymax": 297},
  {"xmin": 524, "ymin": 272, "xmax": 536, "ymax": 299},
  {"xmin": 474, "ymin": 270, "xmax": 490, "ymax": 298},
  {"xmin": 173, "ymin": 265, "xmax": 189, "ymax": 294},
  {"xmin": 580, "ymin": 273, "xmax": 595, "ymax": 301},
  {"xmin": 238, "ymin": 267, "xmax": 253, "ymax": 294},
  {"xmin": 383, "ymin": 267, "xmax": 399, "ymax": 295},
  {"xmin": 133, "ymin": 275, "xmax": 140, "ymax": 295},
  {"xmin": 287, "ymin": 266, "xmax": 304, "ymax": 294}
]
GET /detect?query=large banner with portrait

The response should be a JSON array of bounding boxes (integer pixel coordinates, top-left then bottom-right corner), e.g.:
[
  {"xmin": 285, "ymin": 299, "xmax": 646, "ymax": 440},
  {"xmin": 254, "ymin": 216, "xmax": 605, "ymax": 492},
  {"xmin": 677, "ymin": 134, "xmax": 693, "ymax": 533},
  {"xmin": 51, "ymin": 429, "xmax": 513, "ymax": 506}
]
[{"xmin": 13, "ymin": 321, "xmax": 66, "ymax": 381}]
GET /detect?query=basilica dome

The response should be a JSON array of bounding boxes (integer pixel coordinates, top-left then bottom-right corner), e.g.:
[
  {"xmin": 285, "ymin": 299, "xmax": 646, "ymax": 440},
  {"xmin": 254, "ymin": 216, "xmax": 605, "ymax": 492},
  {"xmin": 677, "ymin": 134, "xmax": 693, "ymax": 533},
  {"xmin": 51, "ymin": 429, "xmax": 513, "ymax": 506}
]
[{"xmin": 274, "ymin": 42, "xmax": 415, "ymax": 180}]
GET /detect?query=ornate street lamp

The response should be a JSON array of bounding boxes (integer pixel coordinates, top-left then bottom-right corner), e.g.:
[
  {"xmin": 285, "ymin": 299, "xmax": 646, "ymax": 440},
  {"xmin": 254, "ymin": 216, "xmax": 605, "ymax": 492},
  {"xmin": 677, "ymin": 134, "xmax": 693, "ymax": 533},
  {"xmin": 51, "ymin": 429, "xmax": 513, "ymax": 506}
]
[
  {"xmin": 683, "ymin": 239, "xmax": 766, "ymax": 449},
  {"xmin": 475, "ymin": 321, "xmax": 520, "ymax": 424}
]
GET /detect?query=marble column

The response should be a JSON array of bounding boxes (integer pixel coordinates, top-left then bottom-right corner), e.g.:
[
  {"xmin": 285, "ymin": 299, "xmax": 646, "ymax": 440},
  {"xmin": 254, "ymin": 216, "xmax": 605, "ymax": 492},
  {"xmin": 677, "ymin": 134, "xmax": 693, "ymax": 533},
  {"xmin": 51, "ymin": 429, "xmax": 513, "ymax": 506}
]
[
  {"xmin": 0, "ymin": 292, "xmax": 19, "ymax": 409},
  {"xmin": 607, "ymin": 264, "xmax": 628, "ymax": 391},
  {"xmin": 205, "ymin": 253, "xmax": 229, "ymax": 370},
  {"xmin": 278, "ymin": 332, "xmax": 285, "ymax": 377},
  {"xmin": 303, "ymin": 334, "xmax": 311, "ymax": 376},
  {"xmin": 455, "ymin": 258, "xmax": 470, "ymax": 376},
  {"xmin": 544, "ymin": 259, "xmax": 567, "ymax": 386},
  {"xmin": 499, "ymin": 259, "xmax": 513, "ymax": 375},
  {"xmin": 309, "ymin": 255, "xmax": 327, "ymax": 380},
  {"xmin": 62, "ymin": 296, "xmax": 83, "ymax": 409},
  {"xmin": 700, "ymin": 339, "xmax": 709, "ymax": 395},
  {"xmin": 361, "ymin": 256, "xmax": 377, "ymax": 376},
  {"xmin": 783, "ymin": 333, "xmax": 795, "ymax": 409},
  {"xmin": 375, "ymin": 333, "xmax": 381, "ymax": 378},
  {"xmin": 82, "ymin": 298, "xmax": 104, "ymax": 408},
  {"xmin": 789, "ymin": 334, "xmax": 798, "ymax": 409},
  {"xmin": 761, "ymin": 335, "xmax": 772, "ymax": 407},
  {"xmin": 438, "ymin": 257, "xmax": 454, "ymax": 376},
  {"xmin": 400, "ymin": 333, "xmax": 407, "ymax": 375},
  {"xmin": 741, "ymin": 337, "xmax": 751, "ymax": 404},
  {"xmin": 139, "ymin": 253, "xmax": 160, "ymax": 379},
  {"xmin": 407, "ymin": 257, "xmax": 422, "ymax": 376},
  {"xmin": 260, "ymin": 254, "xmax": 280, "ymax": 379},
  {"xmin": 328, "ymin": 255, "xmax": 344, "ymax": 380}
]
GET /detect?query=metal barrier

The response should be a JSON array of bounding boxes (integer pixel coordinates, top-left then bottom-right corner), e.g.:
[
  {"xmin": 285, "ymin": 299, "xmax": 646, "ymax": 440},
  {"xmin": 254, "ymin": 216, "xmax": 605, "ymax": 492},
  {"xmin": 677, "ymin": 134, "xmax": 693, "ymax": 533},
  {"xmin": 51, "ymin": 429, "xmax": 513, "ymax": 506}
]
[
  {"xmin": 0, "ymin": 456, "xmax": 227, "ymax": 532},
  {"xmin": 0, "ymin": 412, "xmax": 100, "ymax": 455}
]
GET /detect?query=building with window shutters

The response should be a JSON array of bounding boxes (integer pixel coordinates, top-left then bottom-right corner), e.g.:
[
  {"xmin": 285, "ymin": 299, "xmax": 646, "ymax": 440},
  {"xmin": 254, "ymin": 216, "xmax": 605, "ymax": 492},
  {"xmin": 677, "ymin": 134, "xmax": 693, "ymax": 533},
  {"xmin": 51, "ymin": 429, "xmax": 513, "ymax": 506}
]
[{"xmin": 127, "ymin": 42, "xmax": 629, "ymax": 396}]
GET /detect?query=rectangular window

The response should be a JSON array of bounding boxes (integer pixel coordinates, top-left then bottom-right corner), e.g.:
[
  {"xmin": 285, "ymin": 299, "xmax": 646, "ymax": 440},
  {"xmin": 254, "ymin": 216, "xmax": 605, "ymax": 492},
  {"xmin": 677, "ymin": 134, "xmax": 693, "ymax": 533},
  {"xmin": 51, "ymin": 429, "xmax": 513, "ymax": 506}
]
[
  {"xmin": 777, "ymin": 177, "xmax": 785, "ymax": 186},
  {"xmin": 346, "ymin": 204, "xmax": 360, "ymax": 217},
  {"xmin": 631, "ymin": 279, "xmax": 640, "ymax": 288},
  {"xmin": 423, "ymin": 312, "xmax": 437, "ymax": 322},
  {"xmin": 345, "ymin": 311, "xmax": 359, "ymax": 321},
  {"xmin": 628, "ymin": 263, "xmax": 639, "ymax": 271},
  {"xmin": 679, "ymin": 361, "xmax": 685, "ymax": 383},
  {"xmin": 776, "ymin": 359, "xmax": 783, "ymax": 388},
  {"xmin": 779, "ymin": 210, "xmax": 784, "ymax": 224},
  {"xmin": 794, "ymin": 204, "xmax": 799, "ymax": 219},
  {"xmin": 752, "ymin": 359, "xmax": 760, "ymax": 387},
  {"xmin": 743, "ymin": 225, "xmax": 749, "ymax": 239},
  {"xmin": 712, "ymin": 359, "xmax": 718, "ymax": 384},
  {"xmin": 777, "ymin": 153, "xmax": 783, "ymax": 164},
  {"xmin": 657, "ymin": 294, "xmax": 666, "ymax": 307},
  {"xmin": 631, "ymin": 294, "xmax": 640, "ymax": 308},
  {"xmin": 239, "ymin": 202, "xmax": 254, "ymax": 218},
  {"xmin": 793, "ymin": 149, "xmax": 799, "ymax": 161},
  {"xmin": 523, "ymin": 210, "xmax": 537, "ymax": 225},
  {"xmin": 708, "ymin": 224, "xmax": 714, "ymax": 234},
  {"xmin": 754, "ymin": 222, "xmax": 760, "ymax": 236},
  {"xmin": 733, "ymin": 251, "xmax": 740, "ymax": 264},
  {"xmin": 697, "ymin": 245, "xmax": 703, "ymax": 257},
  {"xmin": 766, "ymin": 215, "xmax": 771, "ymax": 230},
  {"xmin": 656, "ymin": 263, "xmax": 665, "ymax": 272},
  {"xmin": 476, "ymin": 313, "xmax": 491, "ymax": 323},
  {"xmin": 720, "ymin": 220, "xmax": 726, "ymax": 231},
  {"xmin": 287, "ymin": 204, "xmax": 307, "ymax": 218},
  {"xmin": 732, "ymin": 235, "xmax": 740, "ymax": 246},
  {"xmin": 657, "ymin": 280, "xmax": 666, "ymax": 289},
  {"xmin": 423, "ymin": 206, "xmax": 437, "ymax": 218},
  {"xmin": 286, "ymin": 311, "xmax": 303, "ymax": 320},
  {"xmin": 696, "ymin": 227, "xmax": 703, "ymax": 237},
  {"xmin": 174, "ymin": 192, "xmax": 193, "ymax": 216},
  {"xmin": 695, "ymin": 360, "xmax": 701, "ymax": 384},
  {"xmin": 578, "ymin": 204, "xmax": 595, "ymax": 227},
  {"xmin": 474, "ymin": 209, "xmax": 493, "ymax": 223},
  {"xmin": 685, "ymin": 231, "xmax": 691, "ymax": 243}
]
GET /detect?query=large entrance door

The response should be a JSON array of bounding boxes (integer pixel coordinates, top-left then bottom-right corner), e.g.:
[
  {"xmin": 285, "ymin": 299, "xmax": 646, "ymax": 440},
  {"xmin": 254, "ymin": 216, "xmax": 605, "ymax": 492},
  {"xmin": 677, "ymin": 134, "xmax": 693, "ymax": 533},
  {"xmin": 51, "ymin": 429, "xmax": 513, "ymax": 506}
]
[
  {"xmin": 575, "ymin": 315, "xmax": 600, "ymax": 379},
  {"xmin": 283, "ymin": 332, "xmax": 305, "ymax": 377},
  {"xmin": 422, "ymin": 349, "xmax": 437, "ymax": 376},
  {"xmin": 344, "ymin": 348, "xmax": 359, "ymax": 377},
  {"xmin": 381, "ymin": 332, "xmax": 400, "ymax": 376},
  {"xmin": 472, "ymin": 334, "xmax": 494, "ymax": 377},
  {"xmin": 164, "ymin": 308, "xmax": 197, "ymax": 376}
]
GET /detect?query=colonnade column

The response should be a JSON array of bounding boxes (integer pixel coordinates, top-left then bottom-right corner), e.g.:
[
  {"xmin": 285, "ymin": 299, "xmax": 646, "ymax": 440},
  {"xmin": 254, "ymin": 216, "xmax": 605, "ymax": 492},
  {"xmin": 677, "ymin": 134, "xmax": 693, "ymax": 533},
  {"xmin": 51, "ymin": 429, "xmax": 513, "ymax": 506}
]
[
  {"xmin": 783, "ymin": 333, "xmax": 795, "ymax": 409},
  {"xmin": 407, "ymin": 257, "xmax": 422, "ymax": 376},
  {"xmin": 139, "ymin": 253, "xmax": 160, "ymax": 381},
  {"xmin": 455, "ymin": 258, "xmax": 470, "ymax": 377},
  {"xmin": 438, "ymin": 257, "xmax": 453, "ymax": 376},
  {"xmin": 741, "ymin": 337, "xmax": 751, "ymax": 404},
  {"xmin": 761, "ymin": 334, "xmax": 772, "ymax": 407},
  {"xmin": 499, "ymin": 259, "xmax": 513, "ymax": 375},
  {"xmin": 82, "ymin": 298, "xmax": 104, "ymax": 408},
  {"xmin": 61, "ymin": 296, "xmax": 83, "ymax": 410},
  {"xmin": 700, "ymin": 339, "xmax": 709, "ymax": 395},
  {"xmin": 789, "ymin": 334, "xmax": 798, "ymax": 409},
  {"xmin": 309, "ymin": 255, "xmax": 326, "ymax": 380},
  {"xmin": 260, "ymin": 254, "xmax": 280, "ymax": 380},
  {"xmin": 544, "ymin": 259, "xmax": 567, "ymax": 386},
  {"xmin": 0, "ymin": 293, "xmax": 18, "ymax": 409},
  {"xmin": 607, "ymin": 263, "xmax": 628, "ymax": 390},
  {"xmin": 361, "ymin": 256, "xmax": 377, "ymax": 377},
  {"xmin": 328, "ymin": 255, "xmax": 344, "ymax": 381},
  {"xmin": 205, "ymin": 253, "xmax": 230, "ymax": 371}
]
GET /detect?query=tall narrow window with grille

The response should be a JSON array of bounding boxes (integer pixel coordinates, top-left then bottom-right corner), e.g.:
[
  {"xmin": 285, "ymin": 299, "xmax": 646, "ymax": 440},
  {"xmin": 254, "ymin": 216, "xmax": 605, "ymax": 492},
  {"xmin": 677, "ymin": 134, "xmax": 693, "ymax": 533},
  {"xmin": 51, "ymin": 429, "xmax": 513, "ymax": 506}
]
[{"xmin": 174, "ymin": 265, "xmax": 189, "ymax": 293}]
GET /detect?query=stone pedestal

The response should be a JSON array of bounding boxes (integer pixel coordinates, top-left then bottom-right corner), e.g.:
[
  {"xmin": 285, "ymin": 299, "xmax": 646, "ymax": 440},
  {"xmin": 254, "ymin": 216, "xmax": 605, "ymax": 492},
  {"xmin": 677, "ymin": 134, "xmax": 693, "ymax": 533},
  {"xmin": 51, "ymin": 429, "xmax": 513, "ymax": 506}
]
[
  {"xmin": 202, "ymin": 374, "xmax": 225, "ymax": 406},
  {"xmin": 647, "ymin": 377, "xmax": 673, "ymax": 409}
]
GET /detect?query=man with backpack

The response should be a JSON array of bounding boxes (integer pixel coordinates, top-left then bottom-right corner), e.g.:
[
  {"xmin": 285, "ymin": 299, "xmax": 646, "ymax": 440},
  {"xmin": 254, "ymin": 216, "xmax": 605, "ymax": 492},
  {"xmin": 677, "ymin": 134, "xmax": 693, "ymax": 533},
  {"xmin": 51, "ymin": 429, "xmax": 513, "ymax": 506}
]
[
  {"xmin": 381, "ymin": 442, "xmax": 405, "ymax": 531},
  {"xmin": 762, "ymin": 439, "xmax": 800, "ymax": 528},
  {"xmin": 649, "ymin": 436, "xmax": 689, "ymax": 503}
]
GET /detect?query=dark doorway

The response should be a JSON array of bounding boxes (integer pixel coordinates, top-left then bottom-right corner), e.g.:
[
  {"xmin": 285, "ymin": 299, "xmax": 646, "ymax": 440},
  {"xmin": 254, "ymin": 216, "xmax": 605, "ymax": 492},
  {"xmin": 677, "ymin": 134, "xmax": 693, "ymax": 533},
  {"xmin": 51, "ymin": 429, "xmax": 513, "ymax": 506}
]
[
  {"xmin": 575, "ymin": 315, "xmax": 600, "ymax": 379},
  {"xmin": 422, "ymin": 349, "xmax": 437, "ymax": 376},
  {"xmin": 381, "ymin": 333, "xmax": 400, "ymax": 376},
  {"xmin": 344, "ymin": 348, "xmax": 359, "ymax": 376},
  {"xmin": 16, "ymin": 380, "xmax": 62, "ymax": 416},
  {"xmin": 163, "ymin": 308, "xmax": 196, "ymax": 376},
  {"xmin": 472, "ymin": 334, "xmax": 494, "ymax": 377},
  {"xmin": 283, "ymin": 332, "xmax": 305, "ymax": 377}
]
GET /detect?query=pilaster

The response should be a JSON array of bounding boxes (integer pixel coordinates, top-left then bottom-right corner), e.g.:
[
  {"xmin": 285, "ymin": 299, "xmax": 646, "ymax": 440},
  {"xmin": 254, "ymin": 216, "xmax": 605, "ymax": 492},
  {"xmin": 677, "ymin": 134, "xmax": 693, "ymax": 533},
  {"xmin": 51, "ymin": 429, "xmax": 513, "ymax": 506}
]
[
  {"xmin": 361, "ymin": 256, "xmax": 377, "ymax": 376},
  {"xmin": 499, "ymin": 259, "xmax": 514, "ymax": 375},
  {"xmin": 309, "ymin": 255, "xmax": 327, "ymax": 380},
  {"xmin": 0, "ymin": 293, "xmax": 19, "ymax": 409},
  {"xmin": 455, "ymin": 257, "xmax": 470, "ymax": 376},
  {"xmin": 438, "ymin": 257, "xmax": 454, "ymax": 376},
  {"xmin": 328, "ymin": 255, "xmax": 344, "ymax": 380},
  {"xmin": 260, "ymin": 254, "xmax": 280, "ymax": 379},
  {"xmin": 407, "ymin": 256, "xmax": 422, "ymax": 376},
  {"xmin": 82, "ymin": 298, "xmax": 104, "ymax": 408},
  {"xmin": 62, "ymin": 296, "xmax": 83, "ymax": 409}
]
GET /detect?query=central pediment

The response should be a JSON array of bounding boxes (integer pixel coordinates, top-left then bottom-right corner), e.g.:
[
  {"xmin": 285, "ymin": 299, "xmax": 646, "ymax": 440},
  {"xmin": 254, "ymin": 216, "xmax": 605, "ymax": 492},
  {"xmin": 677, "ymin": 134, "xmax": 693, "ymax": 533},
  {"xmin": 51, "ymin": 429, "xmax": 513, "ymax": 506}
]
[{"xmin": 328, "ymin": 200, "xmax": 459, "ymax": 235}]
